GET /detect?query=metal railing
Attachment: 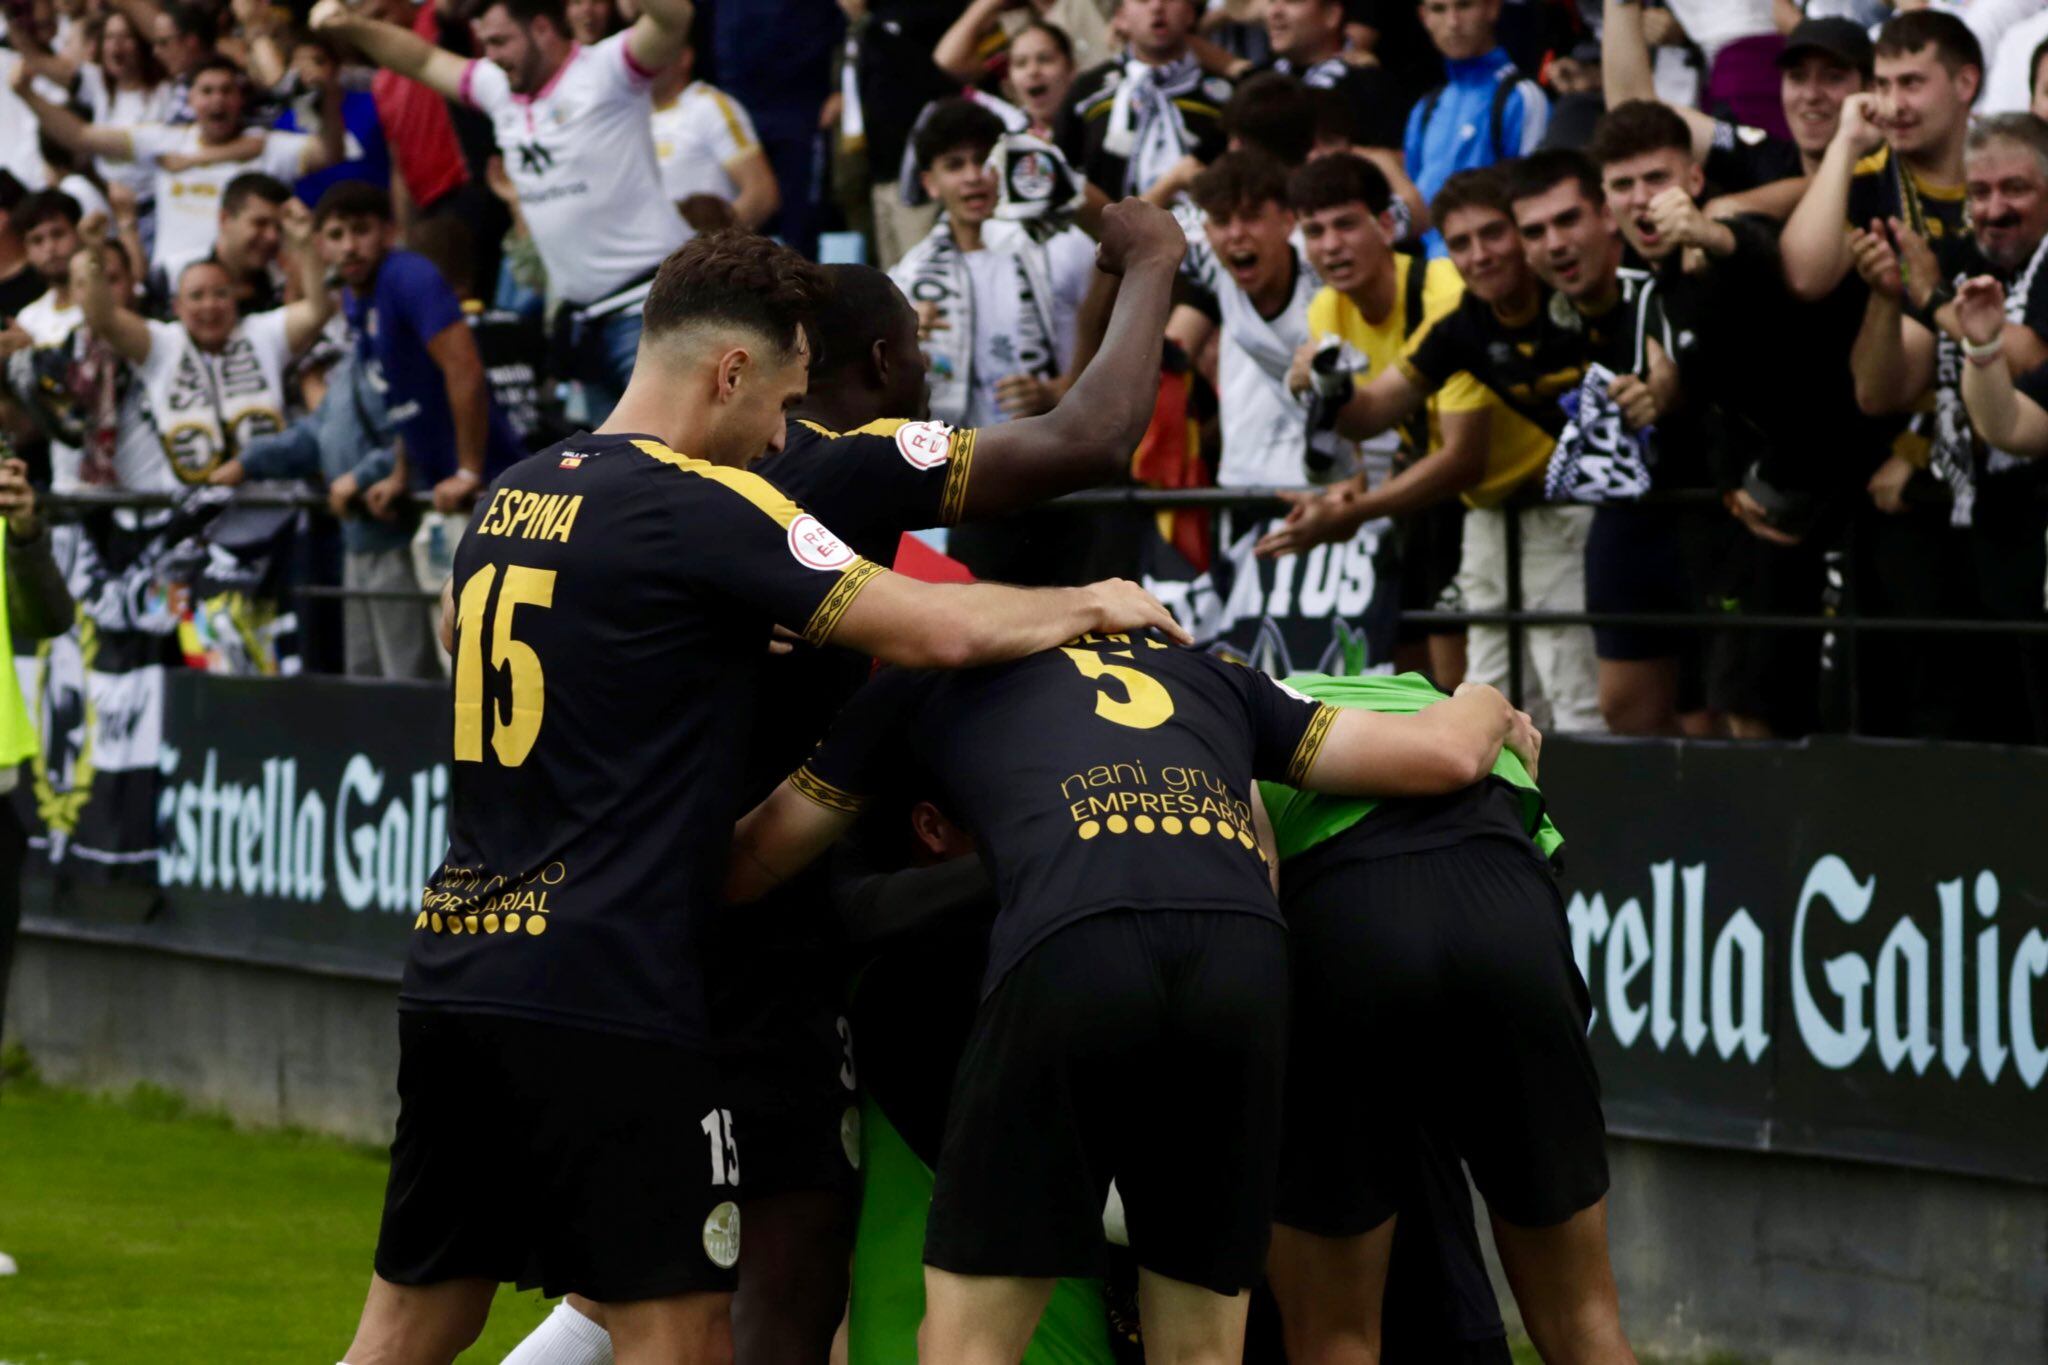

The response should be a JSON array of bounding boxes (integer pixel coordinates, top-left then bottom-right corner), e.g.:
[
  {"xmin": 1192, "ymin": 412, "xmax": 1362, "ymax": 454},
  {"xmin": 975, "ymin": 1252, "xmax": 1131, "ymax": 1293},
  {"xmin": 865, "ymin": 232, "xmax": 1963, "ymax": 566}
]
[{"xmin": 42, "ymin": 483, "xmax": 2048, "ymax": 739}]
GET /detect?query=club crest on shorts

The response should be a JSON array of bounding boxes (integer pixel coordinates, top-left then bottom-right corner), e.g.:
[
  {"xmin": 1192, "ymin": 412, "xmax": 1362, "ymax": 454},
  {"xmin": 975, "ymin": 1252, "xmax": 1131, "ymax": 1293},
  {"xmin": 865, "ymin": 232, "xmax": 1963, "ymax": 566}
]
[
  {"xmin": 702, "ymin": 1200, "xmax": 741, "ymax": 1269},
  {"xmin": 893, "ymin": 421, "xmax": 954, "ymax": 471},
  {"xmin": 787, "ymin": 514, "xmax": 856, "ymax": 572}
]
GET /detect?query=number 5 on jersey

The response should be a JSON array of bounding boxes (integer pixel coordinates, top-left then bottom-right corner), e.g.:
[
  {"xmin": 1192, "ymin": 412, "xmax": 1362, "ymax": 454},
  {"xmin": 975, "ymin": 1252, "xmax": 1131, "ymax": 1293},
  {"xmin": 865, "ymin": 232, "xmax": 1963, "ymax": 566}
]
[{"xmin": 454, "ymin": 564, "xmax": 557, "ymax": 766}]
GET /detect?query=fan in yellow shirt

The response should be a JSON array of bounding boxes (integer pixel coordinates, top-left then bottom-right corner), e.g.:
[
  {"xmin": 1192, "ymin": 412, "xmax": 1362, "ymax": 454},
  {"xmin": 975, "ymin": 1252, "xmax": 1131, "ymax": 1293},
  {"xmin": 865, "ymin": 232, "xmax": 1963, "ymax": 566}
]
[{"xmin": 1258, "ymin": 153, "xmax": 1552, "ymax": 677}]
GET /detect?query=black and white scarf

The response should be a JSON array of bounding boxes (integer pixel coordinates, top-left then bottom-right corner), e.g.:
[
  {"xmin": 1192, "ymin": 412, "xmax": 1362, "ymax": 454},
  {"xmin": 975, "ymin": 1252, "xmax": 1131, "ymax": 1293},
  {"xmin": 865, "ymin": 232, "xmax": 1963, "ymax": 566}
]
[
  {"xmin": 1926, "ymin": 232, "xmax": 2046, "ymax": 528},
  {"xmin": 891, "ymin": 216, "xmax": 1063, "ymax": 426},
  {"xmin": 1101, "ymin": 53, "xmax": 1205, "ymax": 195}
]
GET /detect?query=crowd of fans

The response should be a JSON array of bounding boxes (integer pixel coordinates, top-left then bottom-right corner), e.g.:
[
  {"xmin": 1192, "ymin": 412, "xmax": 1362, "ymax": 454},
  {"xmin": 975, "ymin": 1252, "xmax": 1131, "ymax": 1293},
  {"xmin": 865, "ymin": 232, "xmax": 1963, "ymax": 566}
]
[{"xmin": 1, "ymin": 0, "xmax": 2046, "ymax": 742}]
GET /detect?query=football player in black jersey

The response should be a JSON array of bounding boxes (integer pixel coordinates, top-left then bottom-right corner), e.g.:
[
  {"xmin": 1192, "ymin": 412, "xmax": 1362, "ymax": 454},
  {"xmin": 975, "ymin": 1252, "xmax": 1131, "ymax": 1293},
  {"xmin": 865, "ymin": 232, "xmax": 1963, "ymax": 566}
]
[
  {"xmin": 704, "ymin": 200, "xmax": 1192, "ymax": 1365},
  {"xmin": 339, "ymin": 230, "xmax": 1189, "ymax": 1365},
  {"xmin": 728, "ymin": 642, "xmax": 1537, "ymax": 1365},
  {"xmin": 497, "ymin": 202, "xmax": 1193, "ymax": 1365}
]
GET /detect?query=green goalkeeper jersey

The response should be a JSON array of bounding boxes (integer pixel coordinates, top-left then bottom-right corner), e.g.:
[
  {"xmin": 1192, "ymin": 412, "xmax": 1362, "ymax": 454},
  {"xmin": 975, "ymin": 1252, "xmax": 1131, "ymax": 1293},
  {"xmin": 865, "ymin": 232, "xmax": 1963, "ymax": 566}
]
[
  {"xmin": 1257, "ymin": 672, "xmax": 1563, "ymax": 863},
  {"xmin": 847, "ymin": 1097, "xmax": 1121, "ymax": 1364}
]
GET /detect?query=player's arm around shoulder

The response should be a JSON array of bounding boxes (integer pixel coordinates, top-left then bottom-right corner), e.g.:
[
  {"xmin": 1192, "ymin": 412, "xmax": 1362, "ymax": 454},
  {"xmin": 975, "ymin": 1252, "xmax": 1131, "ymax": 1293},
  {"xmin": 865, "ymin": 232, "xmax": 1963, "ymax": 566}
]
[
  {"xmin": 823, "ymin": 571, "xmax": 1191, "ymax": 670},
  {"xmin": 727, "ymin": 778, "xmax": 857, "ymax": 904},
  {"xmin": 1300, "ymin": 683, "xmax": 1540, "ymax": 798}
]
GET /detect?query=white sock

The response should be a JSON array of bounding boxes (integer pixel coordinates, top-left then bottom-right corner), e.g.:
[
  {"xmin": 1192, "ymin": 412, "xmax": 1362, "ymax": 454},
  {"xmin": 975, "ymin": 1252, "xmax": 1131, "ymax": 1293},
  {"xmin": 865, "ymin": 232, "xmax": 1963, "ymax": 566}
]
[{"xmin": 499, "ymin": 1300, "xmax": 615, "ymax": 1365}]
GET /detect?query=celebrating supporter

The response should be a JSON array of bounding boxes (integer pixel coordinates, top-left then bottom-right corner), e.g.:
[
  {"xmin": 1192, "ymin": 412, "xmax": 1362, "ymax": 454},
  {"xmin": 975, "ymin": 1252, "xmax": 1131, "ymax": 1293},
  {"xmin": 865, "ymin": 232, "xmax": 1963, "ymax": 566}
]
[
  {"xmin": 1782, "ymin": 10, "xmax": 1986, "ymax": 303},
  {"xmin": 1298, "ymin": 166, "xmax": 1636, "ymax": 734},
  {"xmin": 730, "ymin": 651, "xmax": 1538, "ymax": 1365},
  {"xmin": 1259, "ymin": 153, "xmax": 1503, "ymax": 683},
  {"xmin": 1057, "ymin": 0, "xmax": 1231, "ymax": 202},
  {"xmin": 336, "ymin": 226, "xmax": 1188, "ymax": 1365},
  {"xmin": 1781, "ymin": 10, "xmax": 1990, "ymax": 738},
  {"xmin": 12, "ymin": 11, "xmax": 173, "ymax": 248},
  {"xmin": 1603, "ymin": 0, "xmax": 1873, "ymax": 214},
  {"xmin": 1405, "ymin": 0, "xmax": 1549, "ymax": 256},
  {"xmin": 9, "ymin": 192, "xmax": 88, "ymax": 484},
  {"xmin": 1589, "ymin": 99, "xmax": 1837, "ymax": 739},
  {"xmin": 1174, "ymin": 150, "xmax": 1330, "ymax": 488},
  {"xmin": 70, "ymin": 201, "xmax": 332, "ymax": 486},
  {"xmin": 1245, "ymin": 0, "xmax": 1407, "ymax": 152},
  {"xmin": 311, "ymin": 0, "xmax": 695, "ymax": 410},
  {"xmin": 1847, "ymin": 113, "xmax": 2048, "ymax": 744},
  {"xmin": 160, "ymin": 170, "xmax": 288, "ymax": 314},
  {"xmin": 145, "ymin": 0, "xmax": 216, "ymax": 122},
  {"xmin": 932, "ymin": 0, "xmax": 1104, "ymax": 110},
  {"xmin": 13, "ymin": 53, "xmax": 342, "ymax": 288},
  {"xmin": 893, "ymin": 102, "xmax": 1094, "ymax": 433},
  {"xmin": 889, "ymin": 99, "xmax": 1096, "ymax": 580},
  {"xmin": 4, "ymin": 228, "xmax": 174, "ymax": 490},
  {"xmin": 648, "ymin": 37, "xmax": 779, "ymax": 231}
]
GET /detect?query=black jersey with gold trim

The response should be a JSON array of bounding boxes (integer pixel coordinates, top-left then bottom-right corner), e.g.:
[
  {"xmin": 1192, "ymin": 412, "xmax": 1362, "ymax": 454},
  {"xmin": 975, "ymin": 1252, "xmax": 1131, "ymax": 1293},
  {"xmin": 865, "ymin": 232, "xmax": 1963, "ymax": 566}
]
[
  {"xmin": 755, "ymin": 416, "xmax": 977, "ymax": 567},
  {"xmin": 1398, "ymin": 270, "xmax": 1669, "ymax": 441},
  {"xmin": 402, "ymin": 431, "xmax": 882, "ymax": 1046},
  {"xmin": 796, "ymin": 636, "xmax": 1337, "ymax": 996},
  {"xmin": 739, "ymin": 414, "xmax": 980, "ymax": 799}
]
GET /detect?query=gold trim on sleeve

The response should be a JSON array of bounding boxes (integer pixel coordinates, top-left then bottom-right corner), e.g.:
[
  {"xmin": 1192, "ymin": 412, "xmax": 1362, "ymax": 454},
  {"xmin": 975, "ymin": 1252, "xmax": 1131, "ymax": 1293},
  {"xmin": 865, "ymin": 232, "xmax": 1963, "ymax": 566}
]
[
  {"xmin": 802, "ymin": 559, "xmax": 884, "ymax": 646},
  {"xmin": 939, "ymin": 426, "xmax": 977, "ymax": 525},
  {"xmin": 790, "ymin": 764, "xmax": 868, "ymax": 814},
  {"xmin": 1285, "ymin": 704, "xmax": 1340, "ymax": 787}
]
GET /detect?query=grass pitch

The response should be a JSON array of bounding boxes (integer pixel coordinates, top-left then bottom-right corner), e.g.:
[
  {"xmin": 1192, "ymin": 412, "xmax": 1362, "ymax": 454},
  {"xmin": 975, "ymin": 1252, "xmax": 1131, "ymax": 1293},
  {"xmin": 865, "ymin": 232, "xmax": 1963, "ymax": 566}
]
[
  {"xmin": 0, "ymin": 1056, "xmax": 1732, "ymax": 1365},
  {"xmin": 0, "ymin": 1063, "xmax": 551, "ymax": 1363}
]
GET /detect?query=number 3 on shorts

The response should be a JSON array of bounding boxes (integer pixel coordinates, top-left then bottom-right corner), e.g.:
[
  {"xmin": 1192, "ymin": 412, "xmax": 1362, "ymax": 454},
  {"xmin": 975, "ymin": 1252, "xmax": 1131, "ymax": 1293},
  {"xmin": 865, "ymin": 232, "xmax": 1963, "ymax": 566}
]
[{"xmin": 453, "ymin": 564, "xmax": 557, "ymax": 766}]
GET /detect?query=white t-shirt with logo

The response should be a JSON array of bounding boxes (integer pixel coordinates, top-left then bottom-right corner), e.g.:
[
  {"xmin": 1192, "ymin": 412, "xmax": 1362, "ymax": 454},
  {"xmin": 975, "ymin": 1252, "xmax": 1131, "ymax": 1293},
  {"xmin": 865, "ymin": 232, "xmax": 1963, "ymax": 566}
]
[
  {"xmin": 651, "ymin": 80, "xmax": 760, "ymax": 204},
  {"xmin": 126, "ymin": 124, "xmax": 314, "ymax": 283},
  {"xmin": 958, "ymin": 229, "xmax": 1095, "ymax": 430},
  {"xmin": 77, "ymin": 66, "xmax": 177, "ymax": 199},
  {"xmin": 136, "ymin": 308, "xmax": 292, "ymax": 484},
  {"xmin": 1177, "ymin": 204, "xmax": 1338, "ymax": 488},
  {"xmin": 461, "ymin": 31, "xmax": 690, "ymax": 304}
]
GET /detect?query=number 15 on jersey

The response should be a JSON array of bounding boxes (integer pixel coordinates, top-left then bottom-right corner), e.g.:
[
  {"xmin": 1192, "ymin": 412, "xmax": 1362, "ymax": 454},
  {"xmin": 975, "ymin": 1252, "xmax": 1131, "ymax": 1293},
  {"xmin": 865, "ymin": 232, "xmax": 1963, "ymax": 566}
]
[{"xmin": 454, "ymin": 564, "xmax": 557, "ymax": 767}]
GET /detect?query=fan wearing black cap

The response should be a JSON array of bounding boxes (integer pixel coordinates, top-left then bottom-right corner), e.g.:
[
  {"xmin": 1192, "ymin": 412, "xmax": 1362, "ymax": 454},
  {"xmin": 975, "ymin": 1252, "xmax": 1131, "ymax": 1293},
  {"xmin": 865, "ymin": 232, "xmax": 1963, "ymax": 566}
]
[{"xmin": 1602, "ymin": 0, "xmax": 1872, "ymax": 214}]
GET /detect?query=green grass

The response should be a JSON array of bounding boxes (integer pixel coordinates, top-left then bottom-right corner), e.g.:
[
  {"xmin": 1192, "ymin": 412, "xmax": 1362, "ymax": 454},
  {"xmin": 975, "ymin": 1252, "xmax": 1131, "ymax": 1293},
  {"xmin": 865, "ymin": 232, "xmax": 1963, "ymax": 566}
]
[
  {"xmin": 0, "ymin": 1063, "xmax": 552, "ymax": 1363},
  {"xmin": 0, "ymin": 1051, "xmax": 1760, "ymax": 1365}
]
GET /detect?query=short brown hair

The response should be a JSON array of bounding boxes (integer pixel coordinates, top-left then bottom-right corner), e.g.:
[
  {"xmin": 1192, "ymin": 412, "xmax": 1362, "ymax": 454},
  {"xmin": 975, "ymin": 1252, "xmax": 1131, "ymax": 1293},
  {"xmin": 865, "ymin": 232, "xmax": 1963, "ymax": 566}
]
[
  {"xmin": 1430, "ymin": 167, "xmax": 1511, "ymax": 228},
  {"xmin": 641, "ymin": 230, "xmax": 831, "ymax": 359},
  {"xmin": 1288, "ymin": 153, "xmax": 1392, "ymax": 217},
  {"xmin": 1875, "ymin": 9, "xmax": 1982, "ymax": 79},
  {"xmin": 1586, "ymin": 99, "xmax": 1693, "ymax": 168},
  {"xmin": 1192, "ymin": 149, "xmax": 1291, "ymax": 219}
]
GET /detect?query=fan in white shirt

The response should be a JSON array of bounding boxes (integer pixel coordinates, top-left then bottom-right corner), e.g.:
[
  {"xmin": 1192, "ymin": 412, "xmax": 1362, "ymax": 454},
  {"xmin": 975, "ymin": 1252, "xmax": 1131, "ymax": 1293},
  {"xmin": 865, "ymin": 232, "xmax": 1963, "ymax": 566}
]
[
  {"xmin": 647, "ymin": 41, "xmax": 779, "ymax": 230},
  {"xmin": 1172, "ymin": 155, "xmax": 1344, "ymax": 490},
  {"xmin": 70, "ymin": 205, "xmax": 334, "ymax": 486},
  {"xmin": 312, "ymin": 0, "xmax": 697, "ymax": 404},
  {"xmin": 11, "ymin": 54, "xmax": 344, "ymax": 285}
]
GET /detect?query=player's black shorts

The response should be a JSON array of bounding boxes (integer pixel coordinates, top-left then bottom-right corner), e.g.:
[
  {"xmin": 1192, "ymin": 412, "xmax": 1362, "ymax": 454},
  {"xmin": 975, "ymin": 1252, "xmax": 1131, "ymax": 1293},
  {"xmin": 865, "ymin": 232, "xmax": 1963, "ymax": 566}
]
[
  {"xmin": 1276, "ymin": 831, "xmax": 1608, "ymax": 1234},
  {"xmin": 375, "ymin": 1009, "xmax": 742, "ymax": 1302},
  {"xmin": 1396, "ymin": 499, "xmax": 1468, "ymax": 644},
  {"xmin": 712, "ymin": 876, "xmax": 860, "ymax": 1203},
  {"xmin": 924, "ymin": 908, "xmax": 1288, "ymax": 1297}
]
